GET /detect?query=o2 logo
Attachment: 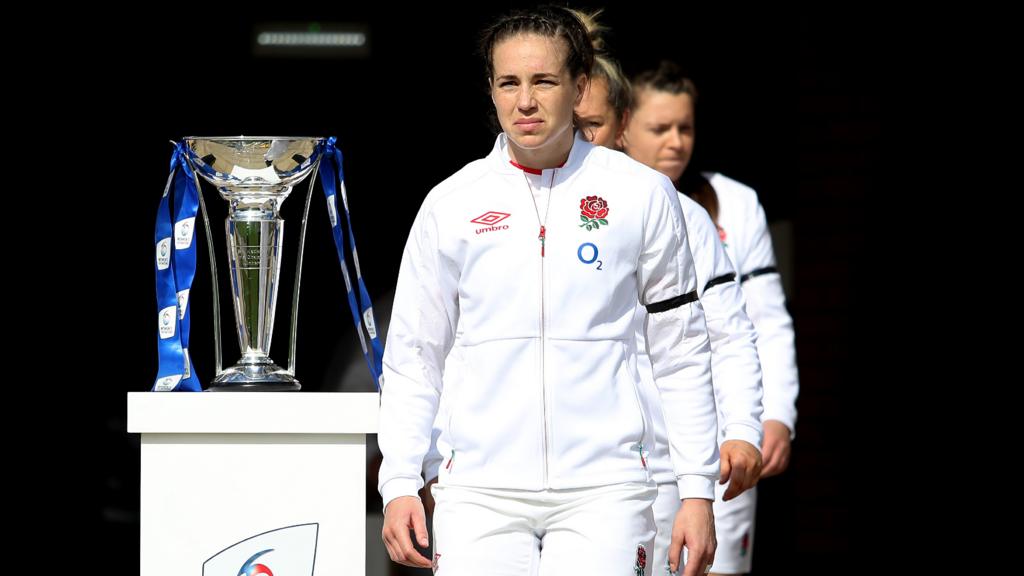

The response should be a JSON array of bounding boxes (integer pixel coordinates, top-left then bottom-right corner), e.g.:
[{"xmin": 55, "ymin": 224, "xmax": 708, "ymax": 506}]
[{"xmin": 577, "ymin": 243, "xmax": 602, "ymax": 270}]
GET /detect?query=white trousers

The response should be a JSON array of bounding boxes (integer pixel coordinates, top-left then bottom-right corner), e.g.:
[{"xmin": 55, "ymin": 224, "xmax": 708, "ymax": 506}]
[{"xmin": 432, "ymin": 482, "xmax": 657, "ymax": 576}]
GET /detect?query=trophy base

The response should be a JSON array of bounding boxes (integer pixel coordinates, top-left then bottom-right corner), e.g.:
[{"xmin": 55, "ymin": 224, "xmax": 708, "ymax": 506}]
[{"xmin": 208, "ymin": 361, "xmax": 301, "ymax": 392}]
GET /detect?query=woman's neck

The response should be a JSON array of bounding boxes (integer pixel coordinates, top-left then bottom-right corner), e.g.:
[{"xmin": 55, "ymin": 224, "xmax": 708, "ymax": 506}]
[{"xmin": 507, "ymin": 128, "xmax": 574, "ymax": 170}]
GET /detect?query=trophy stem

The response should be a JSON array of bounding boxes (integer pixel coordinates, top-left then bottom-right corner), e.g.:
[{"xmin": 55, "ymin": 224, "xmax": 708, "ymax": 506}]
[{"xmin": 209, "ymin": 194, "xmax": 300, "ymax": 391}]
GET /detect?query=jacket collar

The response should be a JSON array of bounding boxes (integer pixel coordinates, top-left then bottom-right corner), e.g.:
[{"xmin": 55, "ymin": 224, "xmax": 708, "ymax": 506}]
[{"xmin": 488, "ymin": 130, "xmax": 593, "ymax": 178}]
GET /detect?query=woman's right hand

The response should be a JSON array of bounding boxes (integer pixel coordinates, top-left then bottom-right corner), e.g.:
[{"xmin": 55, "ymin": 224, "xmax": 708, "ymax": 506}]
[{"xmin": 381, "ymin": 495, "xmax": 432, "ymax": 568}]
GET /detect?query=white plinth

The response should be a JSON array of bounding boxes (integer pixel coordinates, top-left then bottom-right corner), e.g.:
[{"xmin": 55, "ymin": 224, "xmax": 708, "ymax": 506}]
[{"xmin": 128, "ymin": 392, "xmax": 379, "ymax": 576}]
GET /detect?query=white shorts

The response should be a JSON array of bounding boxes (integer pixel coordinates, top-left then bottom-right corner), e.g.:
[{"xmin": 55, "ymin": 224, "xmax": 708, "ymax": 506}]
[
  {"xmin": 431, "ymin": 482, "xmax": 657, "ymax": 576},
  {"xmin": 711, "ymin": 481, "xmax": 756, "ymax": 574},
  {"xmin": 651, "ymin": 481, "xmax": 756, "ymax": 575}
]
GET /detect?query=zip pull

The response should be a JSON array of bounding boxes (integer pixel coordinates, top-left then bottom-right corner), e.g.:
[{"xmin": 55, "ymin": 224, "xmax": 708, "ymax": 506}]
[
  {"xmin": 631, "ymin": 442, "xmax": 648, "ymax": 469},
  {"xmin": 445, "ymin": 449, "xmax": 455, "ymax": 471},
  {"xmin": 539, "ymin": 225, "xmax": 546, "ymax": 257}
]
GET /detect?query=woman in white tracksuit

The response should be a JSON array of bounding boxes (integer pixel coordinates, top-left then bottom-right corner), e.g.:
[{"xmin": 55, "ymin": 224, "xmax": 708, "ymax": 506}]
[
  {"xmin": 571, "ymin": 20, "xmax": 767, "ymax": 575},
  {"xmin": 379, "ymin": 7, "xmax": 724, "ymax": 576},
  {"xmin": 619, "ymin": 61, "xmax": 800, "ymax": 576}
]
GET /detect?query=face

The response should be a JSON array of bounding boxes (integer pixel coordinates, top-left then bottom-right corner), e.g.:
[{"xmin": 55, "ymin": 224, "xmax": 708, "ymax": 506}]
[
  {"xmin": 622, "ymin": 89, "xmax": 695, "ymax": 183},
  {"xmin": 490, "ymin": 33, "xmax": 587, "ymax": 165},
  {"xmin": 575, "ymin": 76, "xmax": 625, "ymax": 150}
]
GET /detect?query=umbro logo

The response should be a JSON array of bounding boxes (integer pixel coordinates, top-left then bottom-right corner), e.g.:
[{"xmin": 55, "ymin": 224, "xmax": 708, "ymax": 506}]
[
  {"xmin": 472, "ymin": 211, "xmax": 510, "ymax": 235},
  {"xmin": 471, "ymin": 211, "xmax": 510, "ymax": 225}
]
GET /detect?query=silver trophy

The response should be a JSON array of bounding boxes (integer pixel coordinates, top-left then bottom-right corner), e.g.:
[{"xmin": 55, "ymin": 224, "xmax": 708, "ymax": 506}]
[{"xmin": 184, "ymin": 137, "xmax": 324, "ymax": 391}]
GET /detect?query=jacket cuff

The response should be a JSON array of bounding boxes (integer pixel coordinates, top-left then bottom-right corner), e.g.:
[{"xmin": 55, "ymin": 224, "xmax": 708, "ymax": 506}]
[
  {"xmin": 723, "ymin": 422, "xmax": 763, "ymax": 452},
  {"xmin": 676, "ymin": 474, "xmax": 716, "ymax": 500},
  {"xmin": 762, "ymin": 409, "xmax": 797, "ymax": 440},
  {"xmin": 381, "ymin": 477, "xmax": 423, "ymax": 512}
]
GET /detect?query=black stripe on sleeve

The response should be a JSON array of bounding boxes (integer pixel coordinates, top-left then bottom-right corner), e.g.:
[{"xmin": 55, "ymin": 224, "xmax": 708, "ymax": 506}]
[
  {"xmin": 739, "ymin": 266, "xmax": 778, "ymax": 283},
  {"xmin": 646, "ymin": 290, "xmax": 699, "ymax": 314}
]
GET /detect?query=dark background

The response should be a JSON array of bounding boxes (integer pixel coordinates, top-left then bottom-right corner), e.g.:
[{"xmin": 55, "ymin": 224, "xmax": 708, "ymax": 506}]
[{"xmin": 40, "ymin": 3, "xmax": 874, "ymax": 573}]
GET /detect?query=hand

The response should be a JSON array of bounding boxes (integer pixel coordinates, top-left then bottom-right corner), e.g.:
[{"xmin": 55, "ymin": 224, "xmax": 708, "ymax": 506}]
[
  {"xmin": 759, "ymin": 420, "xmax": 792, "ymax": 479},
  {"xmin": 420, "ymin": 477, "xmax": 439, "ymax": 516},
  {"xmin": 719, "ymin": 439, "xmax": 762, "ymax": 500},
  {"xmin": 381, "ymin": 496, "xmax": 432, "ymax": 568},
  {"xmin": 668, "ymin": 498, "xmax": 716, "ymax": 576}
]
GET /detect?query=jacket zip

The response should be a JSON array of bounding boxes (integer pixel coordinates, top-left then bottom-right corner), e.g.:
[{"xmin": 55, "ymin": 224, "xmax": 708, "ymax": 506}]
[{"xmin": 524, "ymin": 169, "xmax": 553, "ymax": 487}]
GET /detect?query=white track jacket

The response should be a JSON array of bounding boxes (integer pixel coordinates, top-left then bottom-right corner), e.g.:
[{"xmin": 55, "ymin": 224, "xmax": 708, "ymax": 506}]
[{"xmin": 378, "ymin": 133, "xmax": 718, "ymax": 508}]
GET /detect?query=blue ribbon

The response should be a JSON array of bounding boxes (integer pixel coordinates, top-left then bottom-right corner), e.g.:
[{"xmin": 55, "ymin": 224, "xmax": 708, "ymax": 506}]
[
  {"xmin": 151, "ymin": 143, "xmax": 202, "ymax": 391},
  {"xmin": 318, "ymin": 137, "xmax": 384, "ymax": 389}
]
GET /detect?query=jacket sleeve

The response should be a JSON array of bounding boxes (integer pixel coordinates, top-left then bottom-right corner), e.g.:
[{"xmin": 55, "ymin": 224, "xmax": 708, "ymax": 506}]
[
  {"xmin": 739, "ymin": 199, "xmax": 799, "ymax": 437},
  {"xmin": 378, "ymin": 199, "xmax": 460, "ymax": 508},
  {"xmin": 681, "ymin": 197, "xmax": 764, "ymax": 449},
  {"xmin": 637, "ymin": 177, "xmax": 719, "ymax": 500}
]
